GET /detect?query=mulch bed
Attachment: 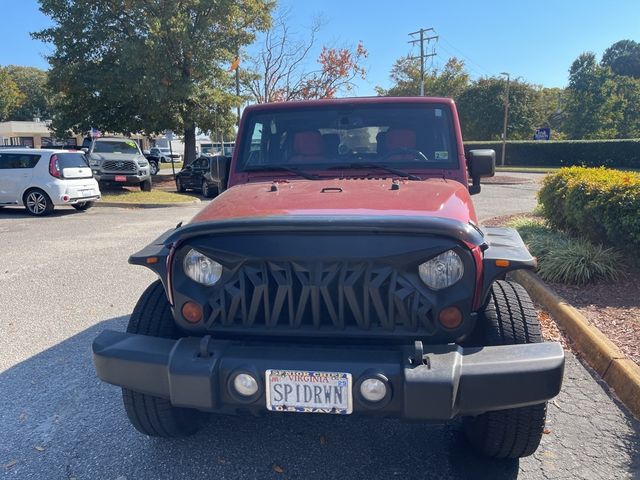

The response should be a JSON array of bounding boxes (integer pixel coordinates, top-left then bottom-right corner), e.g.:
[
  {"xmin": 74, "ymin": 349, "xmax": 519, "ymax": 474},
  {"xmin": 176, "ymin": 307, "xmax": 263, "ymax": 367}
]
[
  {"xmin": 485, "ymin": 213, "xmax": 640, "ymax": 366},
  {"xmin": 480, "ymin": 175, "xmax": 534, "ymax": 185}
]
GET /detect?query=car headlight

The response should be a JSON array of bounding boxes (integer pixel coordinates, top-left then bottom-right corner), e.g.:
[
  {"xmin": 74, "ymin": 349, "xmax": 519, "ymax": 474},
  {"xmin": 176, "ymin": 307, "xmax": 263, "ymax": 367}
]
[
  {"xmin": 418, "ymin": 250, "xmax": 464, "ymax": 290},
  {"xmin": 183, "ymin": 249, "xmax": 223, "ymax": 286},
  {"xmin": 89, "ymin": 159, "xmax": 100, "ymax": 166},
  {"xmin": 138, "ymin": 160, "xmax": 148, "ymax": 167}
]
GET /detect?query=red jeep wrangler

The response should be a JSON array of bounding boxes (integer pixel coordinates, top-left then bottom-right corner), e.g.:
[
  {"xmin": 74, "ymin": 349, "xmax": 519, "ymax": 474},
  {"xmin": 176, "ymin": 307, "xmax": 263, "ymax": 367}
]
[{"xmin": 93, "ymin": 97, "xmax": 564, "ymax": 459}]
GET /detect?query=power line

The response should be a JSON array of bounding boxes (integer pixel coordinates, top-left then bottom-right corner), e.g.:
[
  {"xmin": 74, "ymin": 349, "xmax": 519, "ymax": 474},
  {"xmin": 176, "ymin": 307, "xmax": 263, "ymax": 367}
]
[
  {"xmin": 436, "ymin": 35, "xmax": 495, "ymax": 77},
  {"xmin": 407, "ymin": 27, "xmax": 438, "ymax": 96}
]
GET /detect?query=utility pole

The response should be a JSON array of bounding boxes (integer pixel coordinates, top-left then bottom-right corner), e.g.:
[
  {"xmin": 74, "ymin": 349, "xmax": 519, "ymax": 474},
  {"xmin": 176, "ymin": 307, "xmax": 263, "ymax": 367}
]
[
  {"xmin": 500, "ymin": 72, "xmax": 510, "ymax": 167},
  {"xmin": 408, "ymin": 28, "xmax": 438, "ymax": 96}
]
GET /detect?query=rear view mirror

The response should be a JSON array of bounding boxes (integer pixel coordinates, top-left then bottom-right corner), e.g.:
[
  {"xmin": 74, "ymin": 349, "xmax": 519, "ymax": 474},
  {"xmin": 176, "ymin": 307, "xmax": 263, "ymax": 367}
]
[{"xmin": 468, "ymin": 149, "xmax": 495, "ymax": 195}]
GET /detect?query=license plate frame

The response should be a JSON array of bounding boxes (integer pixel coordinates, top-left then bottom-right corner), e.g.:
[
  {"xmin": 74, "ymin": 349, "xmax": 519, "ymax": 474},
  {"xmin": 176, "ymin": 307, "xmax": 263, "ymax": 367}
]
[
  {"xmin": 265, "ymin": 369, "xmax": 353, "ymax": 415},
  {"xmin": 115, "ymin": 175, "xmax": 127, "ymax": 182}
]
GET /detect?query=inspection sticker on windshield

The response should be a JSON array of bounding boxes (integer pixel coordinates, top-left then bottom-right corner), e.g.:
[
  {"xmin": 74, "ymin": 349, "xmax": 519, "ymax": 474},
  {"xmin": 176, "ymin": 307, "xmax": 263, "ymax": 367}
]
[
  {"xmin": 435, "ymin": 151, "xmax": 449, "ymax": 160},
  {"xmin": 266, "ymin": 369, "xmax": 352, "ymax": 415}
]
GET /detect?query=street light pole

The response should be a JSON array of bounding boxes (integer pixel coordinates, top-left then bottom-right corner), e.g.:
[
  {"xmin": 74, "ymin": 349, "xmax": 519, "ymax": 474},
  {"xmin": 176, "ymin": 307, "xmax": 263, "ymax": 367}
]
[{"xmin": 500, "ymin": 72, "xmax": 510, "ymax": 167}]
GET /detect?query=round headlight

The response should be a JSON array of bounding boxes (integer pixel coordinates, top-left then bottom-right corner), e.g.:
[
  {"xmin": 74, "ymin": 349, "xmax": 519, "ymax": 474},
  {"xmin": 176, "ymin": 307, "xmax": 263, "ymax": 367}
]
[
  {"xmin": 418, "ymin": 250, "xmax": 464, "ymax": 290},
  {"xmin": 183, "ymin": 249, "xmax": 223, "ymax": 286}
]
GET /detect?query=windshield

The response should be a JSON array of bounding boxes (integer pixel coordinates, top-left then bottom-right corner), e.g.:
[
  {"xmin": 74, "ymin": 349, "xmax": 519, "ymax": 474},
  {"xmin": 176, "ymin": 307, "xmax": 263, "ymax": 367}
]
[
  {"xmin": 57, "ymin": 152, "xmax": 89, "ymax": 168},
  {"xmin": 93, "ymin": 140, "xmax": 140, "ymax": 154},
  {"xmin": 236, "ymin": 104, "xmax": 458, "ymax": 174}
]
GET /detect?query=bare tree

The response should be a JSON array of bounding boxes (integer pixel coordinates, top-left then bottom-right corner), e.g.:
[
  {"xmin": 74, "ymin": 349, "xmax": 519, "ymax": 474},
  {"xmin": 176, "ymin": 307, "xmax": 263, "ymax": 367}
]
[
  {"xmin": 243, "ymin": 9, "xmax": 368, "ymax": 103},
  {"xmin": 244, "ymin": 9, "xmax": 323, "ymax": 103}
]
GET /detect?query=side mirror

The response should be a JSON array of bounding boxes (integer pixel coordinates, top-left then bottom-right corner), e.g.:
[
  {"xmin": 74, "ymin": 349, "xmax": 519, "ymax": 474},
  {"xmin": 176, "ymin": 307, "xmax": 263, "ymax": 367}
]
[
  {"xmin": 81, "ymin": 147, "xmax": 89, "ymax": 154},
  {"xmin": 468, "ymin": 149, "xmax": 495, "ymax": 195}
]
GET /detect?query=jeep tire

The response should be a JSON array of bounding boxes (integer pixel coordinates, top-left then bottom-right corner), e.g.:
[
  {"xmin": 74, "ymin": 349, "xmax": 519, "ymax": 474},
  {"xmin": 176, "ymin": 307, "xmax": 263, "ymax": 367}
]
[
  {"xmin": 463, "ymin": 280, "xmax": 547, "ymax": 459},
  {"xmin": 121, "ymin": 281, "xmax": 203, "ymax": 437}
]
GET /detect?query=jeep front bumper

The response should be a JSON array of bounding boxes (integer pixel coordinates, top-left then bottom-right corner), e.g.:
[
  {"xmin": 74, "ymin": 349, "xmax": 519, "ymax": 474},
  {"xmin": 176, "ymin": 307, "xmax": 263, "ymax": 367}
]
[{"xmin": 92, "ymin": 330, "xmax": 564, "ymax": 419}]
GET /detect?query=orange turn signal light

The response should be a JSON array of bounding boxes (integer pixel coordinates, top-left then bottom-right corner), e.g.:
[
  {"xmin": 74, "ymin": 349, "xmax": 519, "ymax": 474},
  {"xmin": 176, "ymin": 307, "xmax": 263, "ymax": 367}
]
[
  {"xmin": 182, "ymin": 302, "xmax": 203, "ymax": 323},
  {"xmin": 146, "ymin": 256, "xmax": 159, "ymax": 264},
  {"xmin": 438, "ymin": 306, "xmax": 463, "ymax": 329},
  {"xmin": 495, "ymin": 259, "xmax": 510, "ymax": 267}
]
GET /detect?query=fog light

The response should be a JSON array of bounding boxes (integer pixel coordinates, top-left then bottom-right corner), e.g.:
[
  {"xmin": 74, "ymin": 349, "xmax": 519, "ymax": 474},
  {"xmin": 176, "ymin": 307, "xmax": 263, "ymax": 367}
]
[
  {"xmin": 360, "ymin": 378, "xmax": 387, "ymax": 402},
  {"xmin": 181, "ymin": 301, "xmax": 203, "ymax": 323},
  {"xmin": 233, "ymin": 373, "xmax": 259, "ymax": 397},
  {"xmin": 438, "ymin": 306, "xmax": 463, "ymax": 329}
]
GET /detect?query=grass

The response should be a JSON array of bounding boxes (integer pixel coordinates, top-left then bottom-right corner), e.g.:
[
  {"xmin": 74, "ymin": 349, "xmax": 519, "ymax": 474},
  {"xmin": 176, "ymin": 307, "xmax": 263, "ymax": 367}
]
[
  {"xmin": 160, "ymin": 161, "xmax": 184, "ymax": 170},
  {"xmin": 101, "ymin": 189, "xmax": 195, "ymax": 203},
  {"xmin": 506, "ymin": 216, "xmax": 623, "ymax": 285}
]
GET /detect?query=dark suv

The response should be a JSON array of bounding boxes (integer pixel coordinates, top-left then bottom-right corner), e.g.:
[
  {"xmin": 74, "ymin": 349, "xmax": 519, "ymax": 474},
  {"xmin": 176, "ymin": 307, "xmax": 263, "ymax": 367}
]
[
  {"xmin": 175, "ymin": 154, "xmax": 230, "ymax": 198},
  {"xmin": 93, "ymin": 97, "xmax": 564, "ymax": 459}
]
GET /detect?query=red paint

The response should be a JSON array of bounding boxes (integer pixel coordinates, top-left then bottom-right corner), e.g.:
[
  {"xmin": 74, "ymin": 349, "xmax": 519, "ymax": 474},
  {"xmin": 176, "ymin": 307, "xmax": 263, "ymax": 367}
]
[{"xmin": 190, "ymin": 177, "xmax": 478, "ymax": 225}]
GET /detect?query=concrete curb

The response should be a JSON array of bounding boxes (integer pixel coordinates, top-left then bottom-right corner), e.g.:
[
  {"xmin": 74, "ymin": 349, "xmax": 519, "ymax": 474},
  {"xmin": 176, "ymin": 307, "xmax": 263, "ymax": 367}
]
[
  {"xmin": 512, "ymin": 269, "xmax": 640, "ymax": 419},
  {"xmin": 94, "ymin": 199, "xmax": 201, "ymax": 209}
]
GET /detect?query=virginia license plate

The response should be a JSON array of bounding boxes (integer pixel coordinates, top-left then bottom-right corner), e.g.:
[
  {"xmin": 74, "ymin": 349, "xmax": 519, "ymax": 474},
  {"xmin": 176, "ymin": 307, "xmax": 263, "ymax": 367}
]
[
  {"xmin": 115, "ymin": 175, "xmax": 127, "ymax": 182},
  {"xmin": 266, "ymin": 369, "xmax": 352, "ymax": 415}
]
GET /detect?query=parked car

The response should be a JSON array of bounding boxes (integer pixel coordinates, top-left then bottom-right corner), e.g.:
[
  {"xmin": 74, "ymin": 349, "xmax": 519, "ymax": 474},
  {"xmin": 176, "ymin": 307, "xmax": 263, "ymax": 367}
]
[
  {"xmin": 93, "ymin": 97, "xmax": 564, "ymax": 459},
  {"xmin": 142, "ymin": 151, "xmax": 160, "ymax": 176},
  {"xmin": 175, "ymin": 154, "xmax": 231, "ymax": 197},
  {"xmin": 0, "ymin": 148, "xmax": 100, "ymax": 216},
  {"xmin": 150, "ymin": 147, "xmax": 181, "ymax": 163},
  {"xmin": 87, "ymin": 138, "xmax": 152, "ymax": 191}
]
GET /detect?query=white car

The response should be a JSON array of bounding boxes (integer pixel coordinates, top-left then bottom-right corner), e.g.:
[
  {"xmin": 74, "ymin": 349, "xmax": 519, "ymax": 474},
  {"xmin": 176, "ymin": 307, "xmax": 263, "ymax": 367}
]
[
  {"xmin": 150, "ymin": 147, "xmax": 182, "ymax": 162},
  {"xmin": 0, "ymin": 148, "xmax": 101, "ymax": 216}
]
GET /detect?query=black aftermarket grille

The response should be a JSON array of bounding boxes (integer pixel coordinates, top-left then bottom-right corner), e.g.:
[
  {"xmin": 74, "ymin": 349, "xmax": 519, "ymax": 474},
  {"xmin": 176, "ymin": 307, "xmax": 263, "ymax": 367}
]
[{"xmin": 205, "ymin": 261, "xmax": 436, "ymax": 334}]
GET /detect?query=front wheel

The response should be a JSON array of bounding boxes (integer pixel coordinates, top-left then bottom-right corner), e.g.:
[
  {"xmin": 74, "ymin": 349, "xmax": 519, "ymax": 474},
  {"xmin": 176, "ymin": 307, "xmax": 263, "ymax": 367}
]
[
  {"xmin": 202, "ymin": 180, "xmax": 214, "ymax": 198},
  {"xmin": 149, "ymin": 161, "xmax": 159, "ymax": 176},
  {"xmin": 122, "ymin": 281, "xmax": 204, "ymax": 437},
  {"xmin": 140, "ymin": 179, "xmax": 152, "ymax": 192},
  {"xmin": 176, "ymin": 177, "xmax": 186, "ymax": 193},
  {"xmin": 463, "ymin": 280, "xmax": 548, "ymax": 459},
  {"xmin": 72, "ymin": 201, "xmax": 93, "ymax": 211}
]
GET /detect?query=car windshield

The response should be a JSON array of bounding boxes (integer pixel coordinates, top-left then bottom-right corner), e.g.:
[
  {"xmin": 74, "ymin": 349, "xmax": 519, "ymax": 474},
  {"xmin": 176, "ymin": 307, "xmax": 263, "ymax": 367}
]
[
  {"xmin": 93, "ymin": 140, "xmax": 139, "ymax": 154},
  {"xmin": 236, "ymin": 104, "xmax": 458, "ymax": 174},
  {"xmin": 57, "ymin": 152, "xmax": 89, "ymax": 168}
]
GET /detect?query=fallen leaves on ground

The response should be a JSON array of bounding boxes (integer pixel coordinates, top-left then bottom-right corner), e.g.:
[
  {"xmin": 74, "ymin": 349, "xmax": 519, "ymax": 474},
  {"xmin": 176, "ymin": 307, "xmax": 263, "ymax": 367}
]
[
  {"xmin": 272, "ymin": 464, "xmax": 284, "ymax": 474},
  {"xmin": 4, "ymin": 460, "xmax": 17, "ymax": 470},
  {"xmin": 34, "ymin": 446, "xmax": 45, "ymax": 452}
]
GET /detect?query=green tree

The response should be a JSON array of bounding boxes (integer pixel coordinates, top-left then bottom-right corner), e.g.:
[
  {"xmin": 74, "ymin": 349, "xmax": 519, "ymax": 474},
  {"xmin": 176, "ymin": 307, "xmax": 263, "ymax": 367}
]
[
  {"xmin": 0, "ymin": 67, "xmax": 25, "ymax": 121},
  {"xmin": 377, "ymin": 56, "xmax": 469, "ymax": 99},
  {"xmin": 34, "ymin": 0, "xmax": 273, "ymax": 163},
  {"xmin": 563, "ymin": 52, "xmax": 620, "ymax": 139},
  {"xmin": 457, "ymin": 78, "xmax": 543, "ymax": 140},
  {"xmin": 5, "ymin": 66, "xmax": 51, "ymax": 121},
  {"xmin": 601, "ymin": 40, "xmax": 640, "ymax": 79}
]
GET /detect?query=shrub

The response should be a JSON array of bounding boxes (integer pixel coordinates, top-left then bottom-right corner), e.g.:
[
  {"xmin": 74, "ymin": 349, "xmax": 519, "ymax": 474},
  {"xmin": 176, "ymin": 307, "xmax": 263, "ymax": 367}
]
[
  {"xmin": 538, "ymin": 167, "xmax": 640, "ymax": 252},
  {"xmin": 464, "ymin": 139, "xmax": 640, "ymax": 169},
  {"xmin": 505, "ymin": 216, "xmax": 624, "ymax": 285}
]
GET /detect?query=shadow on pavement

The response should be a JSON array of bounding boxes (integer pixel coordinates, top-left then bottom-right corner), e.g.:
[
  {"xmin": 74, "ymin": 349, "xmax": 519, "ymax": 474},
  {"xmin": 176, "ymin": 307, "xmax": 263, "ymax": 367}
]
[
  {"xmin": 0, "ymin": 317, "xmax": 523, "ymax": 480},
  {"xmin": 0, "ymin": 205, "xmax": 81, "ymax": 219}
]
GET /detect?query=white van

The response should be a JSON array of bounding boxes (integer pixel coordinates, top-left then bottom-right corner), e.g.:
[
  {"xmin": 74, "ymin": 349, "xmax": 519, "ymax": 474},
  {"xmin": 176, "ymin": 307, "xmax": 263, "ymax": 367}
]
[{"xmin": 0, "ymin": 148, "xmax": 101, "ymax": 216}]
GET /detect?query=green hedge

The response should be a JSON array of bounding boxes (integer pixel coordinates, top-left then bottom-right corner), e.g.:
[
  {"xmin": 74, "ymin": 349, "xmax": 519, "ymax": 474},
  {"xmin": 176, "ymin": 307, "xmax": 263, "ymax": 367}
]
[
  {"xmin": 538, "ymin": 167, "xmax": 640, "ymax": 252},
  {"xmin": 464, "ymin": 139, "xmax": 640, "ymax": 169}
]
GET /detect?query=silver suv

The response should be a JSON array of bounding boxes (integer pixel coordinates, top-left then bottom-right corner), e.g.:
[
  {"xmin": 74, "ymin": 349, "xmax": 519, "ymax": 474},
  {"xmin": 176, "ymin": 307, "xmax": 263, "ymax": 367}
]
[{"xmin": 88, "ymin": 138, "xmax": 152, "ymax": 191}]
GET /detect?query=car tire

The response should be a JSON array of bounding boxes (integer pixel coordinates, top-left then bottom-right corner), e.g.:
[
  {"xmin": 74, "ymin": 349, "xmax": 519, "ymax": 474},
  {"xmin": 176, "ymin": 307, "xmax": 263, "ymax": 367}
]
[
  {"xmin": 23, "ymin": 189, "xmax": 54, "ymax": 216},
  {"xmin": 122, "ymin": 281, "xmax": 204, "ymax": 437},
  {"xmin": 202, "ymin": 180, "xmax": 214, "ymax": 198},
  {"xmin": 149, "ymin": 161, "xmax": 159, "ymax": 176},
  {"xmin": 140, "ymin": 179, "xmax": 152, "ymax": 192},
  {"xmin": 72, "ymin": 201, "xmax": 94, "ymax": 211},
  {"xmin": 463, "ymin": 280, "xmax": 547, "ymax": 459},
  {"xmin": 176, "ymin": 177, "xmax": 186, "ymax": 193}
]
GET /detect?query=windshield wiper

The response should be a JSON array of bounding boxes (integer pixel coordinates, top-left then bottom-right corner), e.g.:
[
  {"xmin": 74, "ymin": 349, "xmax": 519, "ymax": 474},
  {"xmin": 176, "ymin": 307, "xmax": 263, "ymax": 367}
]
[
  {"xmin": 243, "ymin": 165, "xmax": 320, "ymax": 180},
  {"xmin": 329, "ymin": 163, "xmax": 422, "ymax": 181}
]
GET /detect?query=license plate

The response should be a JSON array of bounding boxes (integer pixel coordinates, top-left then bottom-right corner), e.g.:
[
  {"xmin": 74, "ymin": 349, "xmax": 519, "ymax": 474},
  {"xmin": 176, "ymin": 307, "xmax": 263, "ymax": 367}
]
[
  {"xmin": 115, "ymin": 175, "xmax": 127, "ymax": 182},
  {"xmin": 81, "ymin": 189, "xmax": 94, "ymax": 197},
  {"xmin": 266, "ymin": 369, "xmax": 352, "ymax": 415}
]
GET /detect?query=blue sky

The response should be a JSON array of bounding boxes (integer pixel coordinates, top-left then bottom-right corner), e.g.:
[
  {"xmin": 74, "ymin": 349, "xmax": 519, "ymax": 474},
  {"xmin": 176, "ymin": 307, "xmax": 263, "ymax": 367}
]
[{"xmin": 2, "ymin": 0, "xmax": 639, "ymax": 95}]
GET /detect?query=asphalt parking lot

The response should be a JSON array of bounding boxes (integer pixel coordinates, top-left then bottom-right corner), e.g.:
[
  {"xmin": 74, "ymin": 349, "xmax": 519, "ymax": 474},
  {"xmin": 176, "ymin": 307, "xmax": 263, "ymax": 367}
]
[{"xmin": 1, "ymin": 177, "xmax": 639, "ymax": 479}]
